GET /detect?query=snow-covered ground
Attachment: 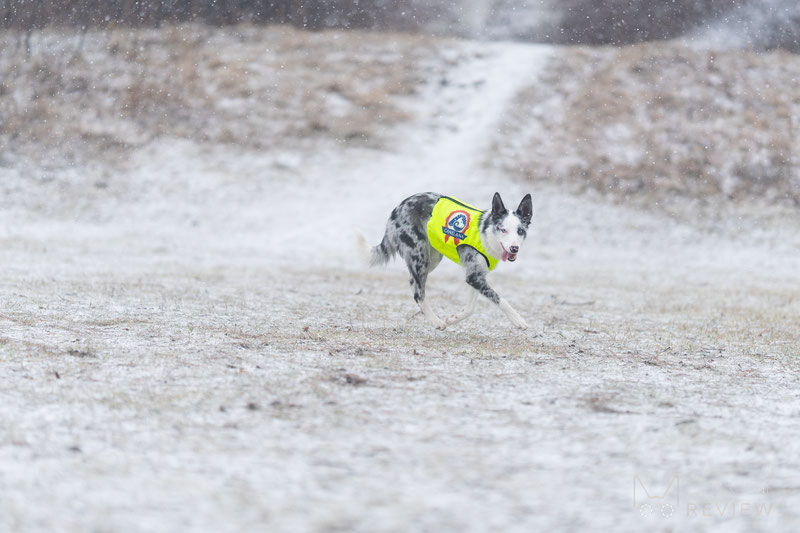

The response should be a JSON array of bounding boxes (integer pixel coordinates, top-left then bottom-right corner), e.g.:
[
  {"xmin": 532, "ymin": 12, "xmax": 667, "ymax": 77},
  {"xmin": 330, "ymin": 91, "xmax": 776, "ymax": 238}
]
[{"xmin": 1, "ymin": 27, "xmax": 800, "ymax": 532}]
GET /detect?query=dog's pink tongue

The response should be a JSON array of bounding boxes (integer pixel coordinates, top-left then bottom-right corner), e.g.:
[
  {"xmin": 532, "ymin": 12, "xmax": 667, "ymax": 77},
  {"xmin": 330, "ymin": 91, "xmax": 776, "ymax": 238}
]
[{"xmin": 502, "ymin": 250, "xmax": 510, "ymax": 262}]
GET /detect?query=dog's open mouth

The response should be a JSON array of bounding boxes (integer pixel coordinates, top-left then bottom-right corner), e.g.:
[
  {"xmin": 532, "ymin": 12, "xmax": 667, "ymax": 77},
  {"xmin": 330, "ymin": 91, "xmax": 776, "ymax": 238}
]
[{"xmin": 501, "ymin": 249, "xmax": 518, "ymax": 262}]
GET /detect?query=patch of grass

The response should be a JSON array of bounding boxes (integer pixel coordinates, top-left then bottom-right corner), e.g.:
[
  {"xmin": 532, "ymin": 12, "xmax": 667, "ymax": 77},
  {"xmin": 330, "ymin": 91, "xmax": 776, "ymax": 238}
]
[
  {"xmin": 0, "ymin": 24, "xmax": 436, "ymax": 166},
  {"xmin": 495, "ymin": 42, "xmax": 800, "ymax": 211}
]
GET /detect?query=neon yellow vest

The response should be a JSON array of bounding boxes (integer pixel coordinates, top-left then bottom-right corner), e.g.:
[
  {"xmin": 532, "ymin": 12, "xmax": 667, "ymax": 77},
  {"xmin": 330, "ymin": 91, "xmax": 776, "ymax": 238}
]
[{"xmin": 426, "ymin": 196, "xmax": 499, "ymax": 271}]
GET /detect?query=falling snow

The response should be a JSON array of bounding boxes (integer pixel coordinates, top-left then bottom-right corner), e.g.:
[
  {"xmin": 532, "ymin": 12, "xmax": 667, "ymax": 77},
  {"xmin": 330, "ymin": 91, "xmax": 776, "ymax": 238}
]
[{"xmin": 1, "ymin": 3, "xmax": 799, "ymax": 533}]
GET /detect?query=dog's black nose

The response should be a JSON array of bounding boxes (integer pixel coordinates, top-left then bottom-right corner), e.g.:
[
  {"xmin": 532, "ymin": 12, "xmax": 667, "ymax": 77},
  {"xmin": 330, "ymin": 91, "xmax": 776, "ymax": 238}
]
[{"xmin": 510, "ymin": 246, "xmax": 519, "ymax": 253}]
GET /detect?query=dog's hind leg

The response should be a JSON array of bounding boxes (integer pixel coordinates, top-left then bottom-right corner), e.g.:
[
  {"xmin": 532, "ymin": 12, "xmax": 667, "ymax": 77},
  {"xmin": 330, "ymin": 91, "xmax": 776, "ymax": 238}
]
[
  {"xmin": 445, "ymin": 285, "xmax": 478, "ymax": 327},
  {"xmin": 408, "ymin": 263, "xmax": 445, "ymax": 330},
  {"xmin": 403, "ymin": 246, "xmax": 446, "ymax": 330}
]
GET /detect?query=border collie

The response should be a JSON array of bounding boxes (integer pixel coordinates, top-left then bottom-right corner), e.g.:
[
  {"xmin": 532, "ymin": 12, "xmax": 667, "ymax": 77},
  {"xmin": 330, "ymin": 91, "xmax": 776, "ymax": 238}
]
[{"xmin": 361, "ymin": 192, "xmax": 532, "ymax": 330}]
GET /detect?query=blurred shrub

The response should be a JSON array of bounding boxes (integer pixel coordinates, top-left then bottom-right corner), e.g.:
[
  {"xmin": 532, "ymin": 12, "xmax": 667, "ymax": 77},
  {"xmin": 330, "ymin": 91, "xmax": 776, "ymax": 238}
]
[
  {"xmin": 552, "ymin": 0, "xmax": 736, "ymax": 45},
  {"xmin": 711, "ymin": 0, "xmax": 800, "ymax": 53}
]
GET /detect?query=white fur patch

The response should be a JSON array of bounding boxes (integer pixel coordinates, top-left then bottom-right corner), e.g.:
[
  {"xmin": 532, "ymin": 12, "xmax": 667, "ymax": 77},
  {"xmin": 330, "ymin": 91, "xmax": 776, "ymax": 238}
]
[
  {"xmin": 499, "ymin": 298, "xmax": 528, "ymax": 329},
  {"xmin": 498, "ymin": 214, "xmax": 524, "ymax": 252}
]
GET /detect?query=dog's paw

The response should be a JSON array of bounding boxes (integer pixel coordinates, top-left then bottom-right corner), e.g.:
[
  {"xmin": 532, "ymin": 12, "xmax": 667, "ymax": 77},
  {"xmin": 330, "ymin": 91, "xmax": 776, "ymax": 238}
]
[
  {"xmin": 425, "ymin": 315, "xmax": 447, "ymax": 330},
  {"xmin": 444, "ymin": 315, "xmax": 462, "ymax": 327},
  {"xmin": 510, "ymin": 314, "xmax": 529, "ymax": 330},
  {"xmin": 432, "ymin": 315, "xmax": 447, "ymax": 329},
  {"xmin": 406, "ymin": 309, "xmax": 423, "ymax": 321}
]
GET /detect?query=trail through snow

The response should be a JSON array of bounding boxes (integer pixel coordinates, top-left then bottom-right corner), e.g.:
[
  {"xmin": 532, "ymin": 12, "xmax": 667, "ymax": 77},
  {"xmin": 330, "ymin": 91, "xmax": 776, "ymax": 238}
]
[{"xmin": 266, "ymin": 43, "xmax": 554, "ymax": 268}]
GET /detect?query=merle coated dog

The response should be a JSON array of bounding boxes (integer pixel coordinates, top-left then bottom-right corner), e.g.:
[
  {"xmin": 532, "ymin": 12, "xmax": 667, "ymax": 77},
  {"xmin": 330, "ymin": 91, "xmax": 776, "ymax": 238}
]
[{"xmin": 361, "ymin": 192, "xmax": 532, "ymax": 330}]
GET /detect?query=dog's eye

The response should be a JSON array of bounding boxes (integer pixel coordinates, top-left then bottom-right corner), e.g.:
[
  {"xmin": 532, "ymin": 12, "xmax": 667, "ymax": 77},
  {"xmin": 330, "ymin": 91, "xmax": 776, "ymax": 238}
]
[
  {"xmin": 517, "ymin": 228, "xmax": 525, "ymax": 236},
  {"xmin": 499, "ymin": 228, "xmax": 507, "ymax": 233}
]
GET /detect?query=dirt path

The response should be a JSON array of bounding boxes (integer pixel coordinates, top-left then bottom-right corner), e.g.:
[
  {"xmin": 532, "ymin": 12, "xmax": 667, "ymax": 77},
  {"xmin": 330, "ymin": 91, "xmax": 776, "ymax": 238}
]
[{"xmin": 1, "ymin": 39, "xmax": 799, "ymax": 533}]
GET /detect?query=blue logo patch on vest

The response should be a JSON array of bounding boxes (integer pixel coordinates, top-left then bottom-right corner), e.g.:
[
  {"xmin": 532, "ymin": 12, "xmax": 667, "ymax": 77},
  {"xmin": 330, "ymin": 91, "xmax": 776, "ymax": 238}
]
[{"xmin": 443, "ymin": 210, "xmax": 471, "ymax": 245}]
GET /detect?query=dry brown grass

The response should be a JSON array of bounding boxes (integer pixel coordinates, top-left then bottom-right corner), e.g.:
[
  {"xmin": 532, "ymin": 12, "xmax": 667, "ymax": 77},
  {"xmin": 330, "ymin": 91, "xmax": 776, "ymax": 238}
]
[
  {"xmin": 495, "ymin": 42, "xmax": 800, "ymax": 210},
  {"xmin": 0, "ymin": 24, "xmax": 435, "ymax": 165}
]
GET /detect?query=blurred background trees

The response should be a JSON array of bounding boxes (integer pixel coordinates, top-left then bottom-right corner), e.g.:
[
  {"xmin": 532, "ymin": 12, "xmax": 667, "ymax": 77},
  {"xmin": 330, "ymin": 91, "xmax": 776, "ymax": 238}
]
[
  {"xmin": 1, "ymin": 0, "xmax": 798, "ymax": 51},
  {"xmin": 0, "ymin": 0, "xmax": 436, "ymax": 31}
]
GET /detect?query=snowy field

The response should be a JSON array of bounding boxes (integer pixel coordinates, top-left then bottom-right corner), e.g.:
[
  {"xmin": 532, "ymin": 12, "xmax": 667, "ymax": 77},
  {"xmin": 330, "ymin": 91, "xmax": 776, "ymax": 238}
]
[{"xmin": 1, "ymin": 26, "xmax": 800, "ymax": 532}]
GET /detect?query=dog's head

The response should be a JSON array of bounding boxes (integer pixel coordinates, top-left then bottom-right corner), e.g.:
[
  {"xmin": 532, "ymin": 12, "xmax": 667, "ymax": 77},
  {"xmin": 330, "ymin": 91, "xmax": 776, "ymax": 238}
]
[{"xmin": 484, "ymin": 192, "xmax": 532, "ymax": 263}]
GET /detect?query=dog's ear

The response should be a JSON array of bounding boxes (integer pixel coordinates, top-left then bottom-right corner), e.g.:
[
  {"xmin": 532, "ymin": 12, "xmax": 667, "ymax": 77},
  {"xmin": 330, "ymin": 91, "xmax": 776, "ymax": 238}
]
[
  {"xmin": 515, "ymin": 193, "xmax": 532, "ymax": 225},
  {"xmin": 491, "ymin": 192, "xmax": 507, "ymax": 215}
]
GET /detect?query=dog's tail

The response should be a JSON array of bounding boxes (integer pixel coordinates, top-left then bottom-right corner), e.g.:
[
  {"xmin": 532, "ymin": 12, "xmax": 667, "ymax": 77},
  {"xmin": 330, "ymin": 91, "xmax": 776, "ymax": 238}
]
[{"xmin": 355, "ymin": 230, "xmax": 395, "ymax": 267}]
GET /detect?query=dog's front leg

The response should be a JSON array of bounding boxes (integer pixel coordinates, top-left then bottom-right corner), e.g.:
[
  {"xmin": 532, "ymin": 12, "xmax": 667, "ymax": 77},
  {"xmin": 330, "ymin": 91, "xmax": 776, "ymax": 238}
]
[
  {"xmin": 460, "ymin": 248, "xmax": 528, "ymax": 330},
  {"xmin": 497, "ymin": 298, "xmax": 528, "ymax": 329},
  {"xmin": 467, "ymin": 272, "xmax": 528, "ymax": 329}
]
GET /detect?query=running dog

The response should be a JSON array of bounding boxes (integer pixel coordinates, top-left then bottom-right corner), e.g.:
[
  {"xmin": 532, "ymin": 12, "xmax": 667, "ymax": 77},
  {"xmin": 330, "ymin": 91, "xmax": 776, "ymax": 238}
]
[{"xmin": 361, "ymin": 192, "xmax": 532, "ymax": 329}]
